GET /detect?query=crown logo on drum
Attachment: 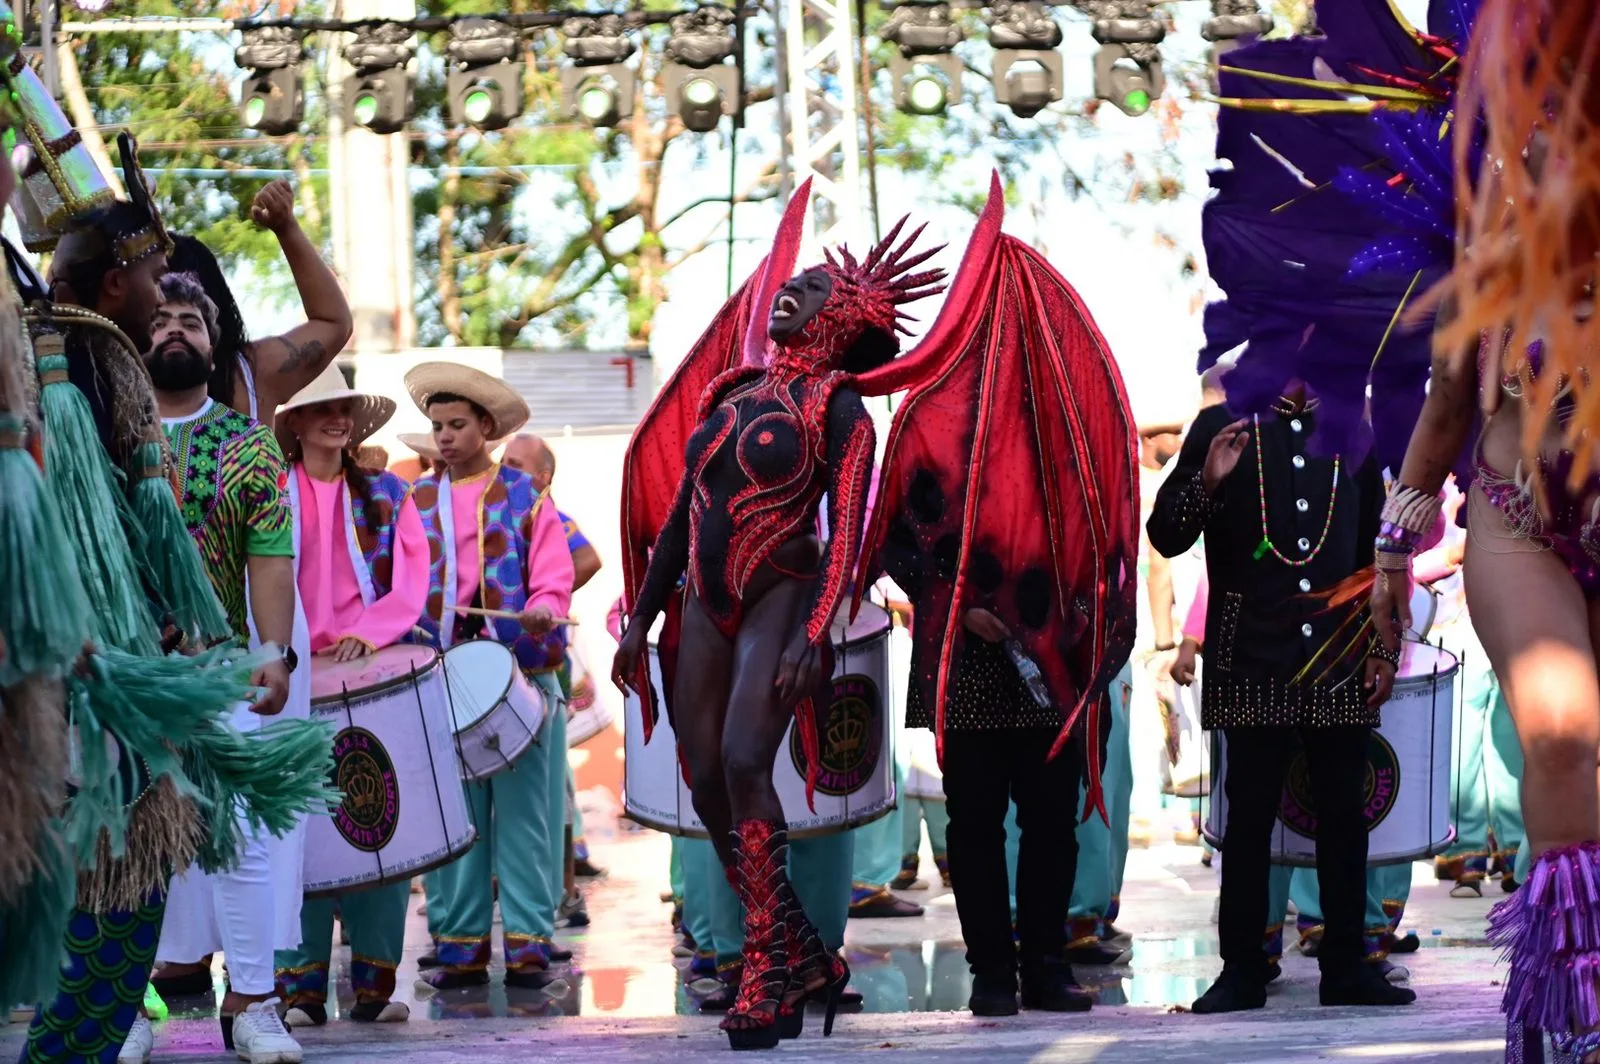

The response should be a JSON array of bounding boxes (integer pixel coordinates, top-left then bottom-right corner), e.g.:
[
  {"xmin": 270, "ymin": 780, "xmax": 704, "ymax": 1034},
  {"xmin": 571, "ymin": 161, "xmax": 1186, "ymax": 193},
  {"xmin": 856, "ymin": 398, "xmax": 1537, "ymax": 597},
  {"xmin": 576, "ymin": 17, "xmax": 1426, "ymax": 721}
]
[
  {"xmin": 344, "ymin": 765, "xmax": 381, "ymax": 815},
  {"xmin": 826, "ymin": 708, "xmax": 867, "ymax": 759}
]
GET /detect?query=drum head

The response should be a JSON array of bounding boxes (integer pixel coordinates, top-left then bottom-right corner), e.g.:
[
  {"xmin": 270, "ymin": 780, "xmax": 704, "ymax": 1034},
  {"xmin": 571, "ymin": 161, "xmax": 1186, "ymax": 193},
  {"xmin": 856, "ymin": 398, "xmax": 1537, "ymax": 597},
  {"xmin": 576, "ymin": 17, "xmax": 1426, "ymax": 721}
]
[
  {"xmin": 834, "ymin": 601, "xmax": 890, "ymax": 647},
  {"xmin": 443, "ymin": 640, "xmax": 517, "ymax": 731},
  {"xmin": 312, "ymin": 645, "xmax": 440, "ymax": 705},
  {"xmin": 1398, "ymin": 640, "xmax": 1460, "ymax": 681}
]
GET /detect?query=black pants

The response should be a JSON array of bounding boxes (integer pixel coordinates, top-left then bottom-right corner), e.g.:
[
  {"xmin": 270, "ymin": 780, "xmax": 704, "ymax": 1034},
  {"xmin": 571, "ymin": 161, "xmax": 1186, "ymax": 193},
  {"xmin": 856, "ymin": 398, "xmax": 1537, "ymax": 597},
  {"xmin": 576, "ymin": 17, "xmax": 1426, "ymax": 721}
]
[
  {"xmin": 1219, "ymin": 725, "xmax": 1371, "ymax": 976},
  {"xmin": 942, "ymin": 726, "xmax": 1083, "ymax": 977}
]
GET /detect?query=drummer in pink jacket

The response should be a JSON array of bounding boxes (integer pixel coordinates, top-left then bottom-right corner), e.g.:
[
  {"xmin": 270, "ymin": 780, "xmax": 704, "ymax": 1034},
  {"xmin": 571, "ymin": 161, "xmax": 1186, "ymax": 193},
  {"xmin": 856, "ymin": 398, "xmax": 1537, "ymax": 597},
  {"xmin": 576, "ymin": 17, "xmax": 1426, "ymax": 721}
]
[
  {"xmin": 403, "ymin": 362, "xmax": 576, "ymax": 990},
  {"xmin": 269, "ymin": 365, "xmax": 432, "ymax": 1027}
]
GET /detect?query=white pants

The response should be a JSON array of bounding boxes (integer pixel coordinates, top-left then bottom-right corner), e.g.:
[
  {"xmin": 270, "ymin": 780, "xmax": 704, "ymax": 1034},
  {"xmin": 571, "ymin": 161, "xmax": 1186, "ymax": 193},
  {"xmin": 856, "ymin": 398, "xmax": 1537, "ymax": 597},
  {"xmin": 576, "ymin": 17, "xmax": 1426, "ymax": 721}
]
[
  {"xmin": 156, "ymin": 591, "xmax": 312, "ymax": 991},
  {"xmin": 158, "ymin": 809, "xmax": 279, "ymax": 994}
]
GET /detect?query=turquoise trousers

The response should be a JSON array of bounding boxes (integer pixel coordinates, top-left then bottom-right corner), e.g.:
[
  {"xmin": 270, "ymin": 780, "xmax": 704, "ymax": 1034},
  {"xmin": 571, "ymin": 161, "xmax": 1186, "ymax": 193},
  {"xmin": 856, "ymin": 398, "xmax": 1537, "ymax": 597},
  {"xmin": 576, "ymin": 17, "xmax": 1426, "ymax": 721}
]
[
  {"xmin": 900, "ymin": 797, "xmax": 949, "ymax": 860},
  {"xmin": 1435, "ymin": 621, "xmax": 1524, "ymax": 881},
  {"xmin": 429, "ymin": 670, "xmax": 567, "ymax": 974},
  {"xmin": 275, "ymin": 879, "xmax": 410, "ymax": 1007},
  {"xmin": 1262, "ymin": 862, "xmax": 1413, "ymax": 962},
  {"xmin": 680, "ymin": 830, "xmax": 855, "ymax": 970}
]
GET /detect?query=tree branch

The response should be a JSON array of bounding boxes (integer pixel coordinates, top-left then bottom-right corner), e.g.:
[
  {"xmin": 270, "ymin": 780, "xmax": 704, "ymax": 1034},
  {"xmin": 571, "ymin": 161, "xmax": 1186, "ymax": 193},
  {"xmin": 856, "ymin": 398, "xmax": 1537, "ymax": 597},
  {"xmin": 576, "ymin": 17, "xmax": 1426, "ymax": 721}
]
[{"xmin": 660, "ymin": 162, "xmax": 782, "ymax": 233}]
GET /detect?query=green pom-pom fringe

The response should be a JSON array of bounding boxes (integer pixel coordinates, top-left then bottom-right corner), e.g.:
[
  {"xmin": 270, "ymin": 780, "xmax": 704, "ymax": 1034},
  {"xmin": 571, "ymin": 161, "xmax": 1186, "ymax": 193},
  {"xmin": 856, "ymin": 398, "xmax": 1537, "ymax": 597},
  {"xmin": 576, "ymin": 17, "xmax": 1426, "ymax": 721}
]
[
  {"xmin": 61, "ymin": 644, "xmax": 264, "ymax": 867},
  {"xmin": 37, "ymin": 356, "xmax": 158, "ymax": 656},
  {"xmin": 129, "ymin": 442, "xmax": 231, "ymax": 643},
  {"xmin": 0, "ymin": 441, "xmax": 92, "ymax": 688},
  {"xmin": 184, "ymin": 718, "xmax": 337, "ymax": 873},
  {"xmin": 0, "ymin": 818, "xmax": 72, "ymax": 1007}
]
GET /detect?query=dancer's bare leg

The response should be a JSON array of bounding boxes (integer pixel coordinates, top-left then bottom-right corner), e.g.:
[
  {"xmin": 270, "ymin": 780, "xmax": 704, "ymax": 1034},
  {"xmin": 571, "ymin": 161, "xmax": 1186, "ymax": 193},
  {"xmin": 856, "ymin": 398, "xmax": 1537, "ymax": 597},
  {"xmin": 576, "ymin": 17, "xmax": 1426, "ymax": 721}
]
[
  {"xmin": 1464, "ymin": 489, "xmax": 1600, "ymax": 856},
  {"xmin": 677, "ymin": 593, "xmax": 738, "ymax": 867}
]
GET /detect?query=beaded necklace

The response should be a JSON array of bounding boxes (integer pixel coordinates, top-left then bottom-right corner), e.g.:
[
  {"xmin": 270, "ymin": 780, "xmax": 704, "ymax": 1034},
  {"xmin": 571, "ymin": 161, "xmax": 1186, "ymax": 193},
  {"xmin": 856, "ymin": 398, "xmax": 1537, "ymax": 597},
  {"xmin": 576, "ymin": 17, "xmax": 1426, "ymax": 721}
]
[{"xmin": 1250, "ymin": 415, "xmax": 1340, "ymax": 565}]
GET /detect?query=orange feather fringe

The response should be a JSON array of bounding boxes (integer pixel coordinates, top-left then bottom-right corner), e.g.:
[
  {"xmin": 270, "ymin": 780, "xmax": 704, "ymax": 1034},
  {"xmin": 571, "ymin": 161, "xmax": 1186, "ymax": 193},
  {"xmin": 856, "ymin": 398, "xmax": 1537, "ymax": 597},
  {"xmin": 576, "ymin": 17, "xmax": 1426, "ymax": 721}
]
[{"xmin": 1420, "ymin": 0, "xmax": 1600, "ymax": 487}]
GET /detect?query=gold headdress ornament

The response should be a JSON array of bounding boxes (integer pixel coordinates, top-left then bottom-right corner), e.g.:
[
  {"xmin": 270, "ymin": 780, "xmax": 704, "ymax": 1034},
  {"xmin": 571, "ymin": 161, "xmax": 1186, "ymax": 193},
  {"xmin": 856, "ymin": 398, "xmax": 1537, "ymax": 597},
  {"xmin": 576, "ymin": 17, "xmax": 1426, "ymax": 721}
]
[{"xmin": 0, "ymin": 1, "xmax": 170, "ymax": 264}]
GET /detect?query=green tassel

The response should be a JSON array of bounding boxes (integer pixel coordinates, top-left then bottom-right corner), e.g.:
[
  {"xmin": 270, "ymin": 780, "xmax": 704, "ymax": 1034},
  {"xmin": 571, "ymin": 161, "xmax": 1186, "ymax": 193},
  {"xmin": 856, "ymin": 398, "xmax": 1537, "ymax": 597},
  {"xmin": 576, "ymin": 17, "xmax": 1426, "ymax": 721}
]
[
  {"xmin": 0, "ymin": 428, "xmax": 92, "ymax": 688},
  {"xmin": 36, "ymin": 353, "xmax": 158, "ymax": 656},
  {"xmin": 61, "ymin": 644, "xmax": 263, "ymax": 866},
  {"xmin": 184, "ymin": 719, "xmax": 337, "ymax": 873},
  {"xmin": 0, "ymin": 817, "xmax": 73, "ymax": 1006},
  {"xmin": 129, "ymin": 441, "xmax": 231, "ymax": 643}
]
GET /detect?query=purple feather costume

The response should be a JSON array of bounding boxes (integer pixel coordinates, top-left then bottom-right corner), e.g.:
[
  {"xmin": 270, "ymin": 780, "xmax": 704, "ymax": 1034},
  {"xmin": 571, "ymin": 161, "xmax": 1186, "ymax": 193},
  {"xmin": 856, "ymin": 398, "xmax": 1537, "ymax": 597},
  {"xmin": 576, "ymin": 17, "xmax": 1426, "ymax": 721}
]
[{"xmin": 1202, "ymin": 1, "xmax": 1600, "ymax": 1059}]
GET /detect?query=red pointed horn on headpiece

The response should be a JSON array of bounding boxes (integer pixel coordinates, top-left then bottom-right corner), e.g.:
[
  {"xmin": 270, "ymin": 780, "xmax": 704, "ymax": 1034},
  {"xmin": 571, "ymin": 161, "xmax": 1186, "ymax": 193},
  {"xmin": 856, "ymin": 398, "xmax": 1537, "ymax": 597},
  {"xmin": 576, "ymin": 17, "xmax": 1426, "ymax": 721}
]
[
  {"xmin": 741, "ymin": 177, "xmax": 813, "ymax": 367},
  {"xmin": 854, "ymin": 171, "xmax": 1006, "ymax": 397}
]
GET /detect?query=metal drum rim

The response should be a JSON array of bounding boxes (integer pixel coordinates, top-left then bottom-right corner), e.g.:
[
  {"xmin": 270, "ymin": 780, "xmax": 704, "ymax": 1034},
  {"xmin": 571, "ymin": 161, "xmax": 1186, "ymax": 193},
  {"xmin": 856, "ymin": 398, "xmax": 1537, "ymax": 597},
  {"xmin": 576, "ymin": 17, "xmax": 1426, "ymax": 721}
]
[
  {"xmin": 303, "ymin": 823, "xmax": 479, "ymax": 899},
  {"xmin": 443, "ymin": 640, "xmax": 519, "ymax": 733}
]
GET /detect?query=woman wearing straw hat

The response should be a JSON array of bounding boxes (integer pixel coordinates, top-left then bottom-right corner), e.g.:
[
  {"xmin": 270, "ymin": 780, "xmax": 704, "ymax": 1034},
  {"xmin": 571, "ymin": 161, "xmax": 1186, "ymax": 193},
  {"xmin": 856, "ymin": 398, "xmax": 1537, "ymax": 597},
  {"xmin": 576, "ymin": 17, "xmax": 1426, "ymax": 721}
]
[
  {"xmin": 402, "ymin": 361, "xmax": 575, "ymax": 989},
  {"xmin": 266, "ymin": 363, "xmax": 429, "ymax": 1026}
]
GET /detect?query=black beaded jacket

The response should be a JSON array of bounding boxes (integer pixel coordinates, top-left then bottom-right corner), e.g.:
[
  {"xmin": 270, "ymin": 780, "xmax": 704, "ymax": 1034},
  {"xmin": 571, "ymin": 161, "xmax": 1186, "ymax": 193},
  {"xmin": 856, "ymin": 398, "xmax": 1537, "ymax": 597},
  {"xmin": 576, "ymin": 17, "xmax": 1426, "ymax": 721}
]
[{"xmin": 1147, "ymin": 403, "xmax": 1383, "ymax": 730}]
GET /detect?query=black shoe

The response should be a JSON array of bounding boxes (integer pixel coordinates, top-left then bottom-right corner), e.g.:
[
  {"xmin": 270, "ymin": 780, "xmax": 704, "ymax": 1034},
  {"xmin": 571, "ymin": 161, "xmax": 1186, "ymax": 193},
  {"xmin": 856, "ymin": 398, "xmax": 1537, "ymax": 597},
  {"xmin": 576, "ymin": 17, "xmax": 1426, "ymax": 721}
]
[
  {"xmin": 151, "ymin": 968, "xmax": 213, "ymax": 997},
  {"xmin": 574, "ymin": 858, "xmax": 608, "ymax": 879},
  {"xmin": 848, "ymin": 888, "xmax": 924, "ymax": 919},
  {"xmin": 968, "ymin": 971, "xmax": 1019, "ymax": 1017},
  {"xmin": 1389, "ymin": 932, "xmax": 1420, "ymax": 955},
  {"xmin": 505, "ymin": 966, "xmax": 560, "ymax": 990},
  {"xmin": 1065, "ymin": 940, "xmax": 1131, "ymax": 966},
  {"xmin": 549, "ymin": 946, "xmax": 574, "ymax": 963},
  {"xmin": 1191, "ymin": 969, "xmax": 1269, "ymax": 1014},
  {"xmin": 347, "ymin": 1000, "xmax": 409, "ymax": 1023},
  {"xmin": 417, "ymin": 951, "xmax": 442, "ymax": 970},
  {"xmin": 282, "ymin": 1002, "xmax": 327, "ymax": 1028},
  {"xmin": 1319, "ymin": 964, "xmax": 1417, "ymax": 1007},
  {"xmin": 1020, "ymin": 960, "xmax": 1094, "ymax": 1013}
]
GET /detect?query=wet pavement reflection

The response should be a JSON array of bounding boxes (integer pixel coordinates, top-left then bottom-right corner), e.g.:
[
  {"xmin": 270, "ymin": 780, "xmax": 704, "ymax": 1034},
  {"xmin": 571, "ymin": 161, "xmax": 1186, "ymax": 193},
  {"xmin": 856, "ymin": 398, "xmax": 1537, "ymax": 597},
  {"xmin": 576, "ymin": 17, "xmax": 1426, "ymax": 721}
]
[{"xmin": 140, "ymin": 828, "xmax": 1500, "ymax": 1025}]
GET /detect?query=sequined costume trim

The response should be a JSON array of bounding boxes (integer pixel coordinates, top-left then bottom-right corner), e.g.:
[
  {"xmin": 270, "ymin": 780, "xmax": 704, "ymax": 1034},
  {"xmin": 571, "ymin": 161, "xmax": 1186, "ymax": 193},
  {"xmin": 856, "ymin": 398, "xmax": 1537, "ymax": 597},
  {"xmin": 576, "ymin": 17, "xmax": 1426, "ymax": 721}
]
[{"xmin": 1473, "ymin": 443, "xmax": 1600, "ymax": 598}]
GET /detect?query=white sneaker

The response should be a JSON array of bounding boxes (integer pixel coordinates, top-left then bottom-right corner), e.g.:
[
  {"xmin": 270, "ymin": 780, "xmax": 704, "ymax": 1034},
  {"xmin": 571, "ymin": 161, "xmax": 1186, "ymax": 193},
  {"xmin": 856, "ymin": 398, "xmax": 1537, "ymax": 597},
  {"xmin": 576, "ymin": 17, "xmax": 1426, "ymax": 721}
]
[
  {"xmin": 118, "ymin": 1015, "xmax": 153, "ymax": 1063},
  {"xmin": 231, "ymin": 1000, "xmax": 302, "ymax": 1064}
]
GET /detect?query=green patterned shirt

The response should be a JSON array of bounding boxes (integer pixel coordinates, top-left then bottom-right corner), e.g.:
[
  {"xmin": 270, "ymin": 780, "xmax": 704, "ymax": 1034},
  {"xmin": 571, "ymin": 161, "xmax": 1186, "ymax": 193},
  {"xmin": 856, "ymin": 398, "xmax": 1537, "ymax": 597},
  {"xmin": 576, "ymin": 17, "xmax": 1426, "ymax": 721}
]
[{"xmin": 162, "ymin": 399, "xmax": 294, "ymax": 641}]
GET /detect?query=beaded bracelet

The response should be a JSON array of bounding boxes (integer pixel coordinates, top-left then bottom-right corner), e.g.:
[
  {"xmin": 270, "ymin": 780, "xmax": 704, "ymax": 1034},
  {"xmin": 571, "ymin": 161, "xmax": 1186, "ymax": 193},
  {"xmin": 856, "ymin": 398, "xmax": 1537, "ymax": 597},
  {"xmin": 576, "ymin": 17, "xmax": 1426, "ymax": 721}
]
[
  {"xmin": 1368, "ymin": 641, "xmax": 1400, "ymax": 668},
  {"xmin": 1379, "ymin": 483, "xmax": 1443, "ymax": 538},
  {"xmin": 1374, "ymin": 548, "xmax": 1413, "ymax": 573}
]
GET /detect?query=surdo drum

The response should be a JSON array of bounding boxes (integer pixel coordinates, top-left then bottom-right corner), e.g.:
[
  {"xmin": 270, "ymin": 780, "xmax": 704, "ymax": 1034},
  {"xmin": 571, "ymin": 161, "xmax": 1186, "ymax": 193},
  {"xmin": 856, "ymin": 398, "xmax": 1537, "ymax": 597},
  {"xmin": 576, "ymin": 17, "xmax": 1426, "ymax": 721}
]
[
  {"xmin": 442, "ymin": 639, "xmax": 549, "ymax": 780},
  {"xmin": 302, "ymin": 645, "xmax": 477, "ymax": 896},
  {"xmin": 624, "ymin": 602, "xmax": 898, "ymax": 837},
  {"xmin": 565, "ymin": 644, "xmax": 616, "ymax": 747},
  {"xmin": 1203, "ymin": 641, "xmax": 1458, "ymax": 867}
]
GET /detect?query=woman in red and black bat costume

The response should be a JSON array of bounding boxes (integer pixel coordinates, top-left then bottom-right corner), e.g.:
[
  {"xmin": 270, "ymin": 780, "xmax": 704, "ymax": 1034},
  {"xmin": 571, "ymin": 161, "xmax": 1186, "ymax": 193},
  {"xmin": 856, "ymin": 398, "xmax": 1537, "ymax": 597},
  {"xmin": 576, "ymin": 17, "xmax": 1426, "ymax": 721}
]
[{"xmin": 612, "ymin": 175, "xmax": 1138, "ymax": 1050}]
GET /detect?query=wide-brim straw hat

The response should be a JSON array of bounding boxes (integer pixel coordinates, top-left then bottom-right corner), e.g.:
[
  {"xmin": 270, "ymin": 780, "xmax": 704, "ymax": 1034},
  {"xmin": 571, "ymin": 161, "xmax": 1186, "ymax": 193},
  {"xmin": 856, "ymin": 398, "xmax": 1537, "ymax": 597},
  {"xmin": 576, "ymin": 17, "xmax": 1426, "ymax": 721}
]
[
  {"xmin": 405, "ymin": 361, "xmax": 530, "ymax": 440},
  {"xmin": 274, "ymin": 363, "xmax": 396, "ymax": 457},
  {"xmin": 396, "ymin": 431, "xmax": 442, "ymax": 462}
]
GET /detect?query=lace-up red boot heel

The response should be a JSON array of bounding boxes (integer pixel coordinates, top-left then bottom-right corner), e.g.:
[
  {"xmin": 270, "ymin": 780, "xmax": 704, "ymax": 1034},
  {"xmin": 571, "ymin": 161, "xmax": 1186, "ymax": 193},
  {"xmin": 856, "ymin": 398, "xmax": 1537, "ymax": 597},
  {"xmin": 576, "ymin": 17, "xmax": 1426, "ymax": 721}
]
[
  {"xmin": 777, "ymin": 880, "xmax": 850, "ymax": 1040},
  {"xmin": 720, "ymin": 820, "xmax": 790, "ymax": 1051}
]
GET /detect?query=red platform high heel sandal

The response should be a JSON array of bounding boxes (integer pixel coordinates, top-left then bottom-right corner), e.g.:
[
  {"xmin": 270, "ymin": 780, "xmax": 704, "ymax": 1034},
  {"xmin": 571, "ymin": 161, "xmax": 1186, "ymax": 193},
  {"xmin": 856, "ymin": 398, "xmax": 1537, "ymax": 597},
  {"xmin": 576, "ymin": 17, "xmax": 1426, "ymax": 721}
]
[
  {"xmin": 777, "ymin": 880, "xmax": 851, "ymax": 1040},
  {"xmin": 721, "ymin": 821, "xmax": 791, "ymax": 1051}
]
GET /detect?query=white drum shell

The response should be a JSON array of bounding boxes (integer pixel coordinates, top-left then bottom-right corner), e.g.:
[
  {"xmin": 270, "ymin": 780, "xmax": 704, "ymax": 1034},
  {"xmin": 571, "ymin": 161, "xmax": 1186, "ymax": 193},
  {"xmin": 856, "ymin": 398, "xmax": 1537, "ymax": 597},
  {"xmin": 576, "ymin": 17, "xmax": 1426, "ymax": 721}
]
[
  {"xmin": 624, "ymin": 603, "xmax": 898, "ymax": 837},
  {"xmin": 444, "ymin": 641, "xmax": 549, "ymax": 780},
  {"xmin": 566, "ymin": 647, "xmax": 615, "ymax": 747},
  {"xmin": 1203, "ymin": 642, "xmax": 1457, "ymax": 867},
  {"xmin": 303, "ymin": 651, "xmax": 477, "ymax": 895}
]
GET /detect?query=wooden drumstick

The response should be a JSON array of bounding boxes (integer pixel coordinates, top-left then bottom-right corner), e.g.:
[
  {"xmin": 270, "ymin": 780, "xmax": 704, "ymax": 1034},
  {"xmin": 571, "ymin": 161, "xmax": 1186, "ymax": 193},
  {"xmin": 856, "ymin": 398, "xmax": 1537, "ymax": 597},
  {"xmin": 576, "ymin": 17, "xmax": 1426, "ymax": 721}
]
[{"xmin": 453, "ymin": 605, "xmax": 580, "ymax": 627}]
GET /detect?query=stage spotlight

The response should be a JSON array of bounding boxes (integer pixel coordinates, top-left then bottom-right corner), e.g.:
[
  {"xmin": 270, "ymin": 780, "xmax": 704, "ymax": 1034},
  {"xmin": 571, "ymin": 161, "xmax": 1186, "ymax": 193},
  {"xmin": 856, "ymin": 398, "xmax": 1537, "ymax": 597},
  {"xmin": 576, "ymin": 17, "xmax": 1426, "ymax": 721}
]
[
  {"xmin": 882, "ymin": 2, "xmax": 963, "ymax": 116},
  {"xmin": 446, "ymin": 18, "xmax": 524, "ymax": 131},
  {"xmin": 663, "ymin": 6, "xmax": 738, "ymax": 133},
  {"xmin": 562, "ymin": 15, "xmax": 637, "ymax": 129},
  {"xmin": 987, "ymin": 0, "xmax": 1061, "ymax": 119},
  {"xmin": 1090, "ymin": 5, "xmax": 1165, "ymax": 117},
  {"xmin": 343, "ymin": 23, "xmax": 414, "ymax": 134},
  {"xmin": 236, "ymin": 26, "xmax": 304, "ymax": 135},
  {"xmin": 1202, "ymin": 0, "xmax": 1274, "ymax": 82}
]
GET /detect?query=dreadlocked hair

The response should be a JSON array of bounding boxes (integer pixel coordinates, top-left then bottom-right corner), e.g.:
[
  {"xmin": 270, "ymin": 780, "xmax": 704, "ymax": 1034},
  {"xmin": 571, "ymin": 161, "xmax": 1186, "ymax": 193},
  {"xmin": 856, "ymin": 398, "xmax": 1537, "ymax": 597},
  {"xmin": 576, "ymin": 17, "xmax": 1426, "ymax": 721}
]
[{"xmin": 169, "ymin": 235, "xmax": 251, "ymax": 410}]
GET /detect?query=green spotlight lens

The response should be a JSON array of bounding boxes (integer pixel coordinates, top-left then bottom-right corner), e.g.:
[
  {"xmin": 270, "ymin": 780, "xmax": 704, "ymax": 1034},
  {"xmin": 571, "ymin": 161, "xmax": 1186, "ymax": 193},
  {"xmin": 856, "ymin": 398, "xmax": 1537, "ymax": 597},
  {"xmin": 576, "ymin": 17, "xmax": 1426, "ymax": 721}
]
[
  {"xmin": 243, "ymin": 95, "xmax": 266, "ymax": 128},
  {"xmin": 682, "ymin": 76, "xmax": 719, "ymax": 109},
  {"xmin": 463, "ymin": 87, "xmax": 494, "ymax": 125},
  {"xmin": 578, "ymin": 84, "xmax": 614, "ymax": 123},
  {"xmin": 352, "ymin": 92, "xmax": 379, "ymax": 127},
  {"xmin": 905, "ymin": 75, "xmax": 947, "ymax": 115},
  {"xmin": 1124, "ymin": 88, "xmax": 1151, "ymax": 114}
]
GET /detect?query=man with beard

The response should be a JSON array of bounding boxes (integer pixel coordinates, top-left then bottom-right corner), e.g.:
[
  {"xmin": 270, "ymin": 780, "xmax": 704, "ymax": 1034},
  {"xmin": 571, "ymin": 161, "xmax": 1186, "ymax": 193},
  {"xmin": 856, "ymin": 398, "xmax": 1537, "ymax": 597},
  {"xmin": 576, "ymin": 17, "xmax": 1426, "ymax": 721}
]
[{"xmin": 139, "ymin": 271, "xmax": 304, "ymax": 1064}]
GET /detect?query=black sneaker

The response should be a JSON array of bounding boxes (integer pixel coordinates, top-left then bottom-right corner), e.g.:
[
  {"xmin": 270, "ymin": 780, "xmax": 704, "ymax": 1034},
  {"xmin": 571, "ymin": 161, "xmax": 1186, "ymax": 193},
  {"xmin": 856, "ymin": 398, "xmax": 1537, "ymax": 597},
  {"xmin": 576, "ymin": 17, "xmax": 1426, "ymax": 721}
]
[
  {"xmin": 347, "ymin": 1000, "xmax": 409, "ymax": 1023},
  {"xmin": 1319, "ymin": 964, "xmax": 1417, "ymax": 1007},
  {"xmin": 574, "ymin": 858, "xmax": 608, "ymax": 879},
  {"xmin": 968, "ymin": 971, "xmax": 1019, "ymax": 1017},
  {"xmin": 1192, "ymin": 968, "xmax": 1269, "ymax": 1014},
  {"xmin": 1020, "ymin": 959, "xmax": 1094, "ymax": 1012}
]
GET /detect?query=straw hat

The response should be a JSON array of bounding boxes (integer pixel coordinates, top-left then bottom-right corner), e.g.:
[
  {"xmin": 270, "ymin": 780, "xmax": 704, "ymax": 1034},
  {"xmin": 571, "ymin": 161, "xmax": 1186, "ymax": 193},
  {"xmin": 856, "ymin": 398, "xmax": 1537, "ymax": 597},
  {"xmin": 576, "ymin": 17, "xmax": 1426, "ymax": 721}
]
[
  {"xmin": 396, "ymin": 432, "xmax": 441, "ymax": 462},
  {"xmin": 274, "ymin": 363, "xmax": 396, "ymax": 457},
  {"xmin": 404, "ymin": 361, "xmax": 530, "ymax": 440}
]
